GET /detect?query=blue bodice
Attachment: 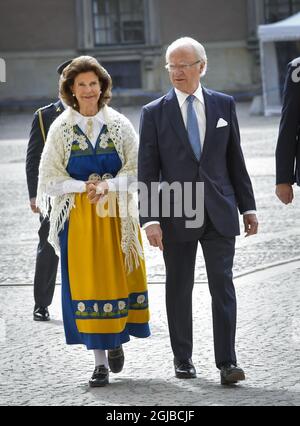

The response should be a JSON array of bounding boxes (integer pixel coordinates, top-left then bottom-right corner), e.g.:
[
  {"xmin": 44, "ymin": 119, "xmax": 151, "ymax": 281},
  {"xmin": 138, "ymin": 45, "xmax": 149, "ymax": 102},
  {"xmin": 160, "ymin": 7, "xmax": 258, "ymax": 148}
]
[{"xmin": 66, "ymin": 124, "xmax": 122, "ymax": 181}]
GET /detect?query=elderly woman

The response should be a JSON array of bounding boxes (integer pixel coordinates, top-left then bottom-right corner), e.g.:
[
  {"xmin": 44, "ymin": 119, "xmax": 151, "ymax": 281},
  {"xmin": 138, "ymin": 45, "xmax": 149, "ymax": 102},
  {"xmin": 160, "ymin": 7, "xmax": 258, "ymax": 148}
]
[{"xmin": 37, "ymin": 56, "xmax": 150, "ymax": 387}]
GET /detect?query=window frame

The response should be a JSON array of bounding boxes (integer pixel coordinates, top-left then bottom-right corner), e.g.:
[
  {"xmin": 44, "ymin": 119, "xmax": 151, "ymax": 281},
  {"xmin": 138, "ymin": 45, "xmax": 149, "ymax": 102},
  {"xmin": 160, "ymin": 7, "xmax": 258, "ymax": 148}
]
[{"xmin": 92, "ymin": 0, "xmax": 146, "ymax": 46}]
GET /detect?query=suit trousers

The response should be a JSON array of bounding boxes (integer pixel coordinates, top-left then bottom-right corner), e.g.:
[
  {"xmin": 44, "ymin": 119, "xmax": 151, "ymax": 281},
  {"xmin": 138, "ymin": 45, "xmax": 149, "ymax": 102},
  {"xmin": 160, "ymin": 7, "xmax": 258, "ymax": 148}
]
[
  {"xmin": 163, "ymin": 214, "xmax": 237, "ymax": 368},
  {"xmin": 33, "ymin": 215, "xmax": 59, "ymax": 309}
]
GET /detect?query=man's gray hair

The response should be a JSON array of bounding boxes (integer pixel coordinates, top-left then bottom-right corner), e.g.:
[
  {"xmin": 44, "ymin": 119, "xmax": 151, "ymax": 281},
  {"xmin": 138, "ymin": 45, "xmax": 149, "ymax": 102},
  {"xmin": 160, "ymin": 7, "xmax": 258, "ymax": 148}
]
[{"xmin": 166, "ymin": 37, "xmax": 207, "ymax": 77}]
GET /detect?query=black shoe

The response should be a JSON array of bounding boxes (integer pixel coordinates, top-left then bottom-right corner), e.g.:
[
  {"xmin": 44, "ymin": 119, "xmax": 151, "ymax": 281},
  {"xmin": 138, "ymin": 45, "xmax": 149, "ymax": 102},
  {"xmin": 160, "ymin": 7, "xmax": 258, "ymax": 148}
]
[
  {"xmin": 89, "ymin": 365, "xmax": 109, "ymax": 387},
  {"xmin": 174, "ymin": 358, "xmax": 197, "ymax": 379},
  {"xmin": 108, "ymin": 346, "xmax": 124, "ymax": 373},
  {"xmin": 220, "ymin": 364, "xmax": 245, "ymax": 385},
  {"xmin": 33, "ymin": 307, "xmax": 50, "ymax": 322}
]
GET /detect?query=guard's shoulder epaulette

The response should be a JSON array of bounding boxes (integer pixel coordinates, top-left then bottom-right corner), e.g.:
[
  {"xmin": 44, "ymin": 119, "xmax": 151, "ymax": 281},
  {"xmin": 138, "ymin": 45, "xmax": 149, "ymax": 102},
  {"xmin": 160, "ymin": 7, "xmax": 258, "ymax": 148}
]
[{"xmin": 35, "ymin": 103, "xmax": 56, "ymax": 114}]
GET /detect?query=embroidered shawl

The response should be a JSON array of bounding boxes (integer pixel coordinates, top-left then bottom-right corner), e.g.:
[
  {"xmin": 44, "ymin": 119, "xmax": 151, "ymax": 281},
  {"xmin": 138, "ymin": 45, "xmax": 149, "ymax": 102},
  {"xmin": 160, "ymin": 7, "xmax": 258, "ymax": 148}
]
[{"xmin": 36, "ymin": 105, "xmax": 143, "ymax": 273}]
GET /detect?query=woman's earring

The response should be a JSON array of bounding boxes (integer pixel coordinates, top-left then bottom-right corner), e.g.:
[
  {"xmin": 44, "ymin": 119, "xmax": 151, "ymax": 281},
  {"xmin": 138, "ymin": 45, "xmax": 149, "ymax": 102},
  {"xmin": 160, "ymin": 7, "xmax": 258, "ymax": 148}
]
[{"xmin": 72, "ymin": 93, "xmax": 77, "ymax": 108}]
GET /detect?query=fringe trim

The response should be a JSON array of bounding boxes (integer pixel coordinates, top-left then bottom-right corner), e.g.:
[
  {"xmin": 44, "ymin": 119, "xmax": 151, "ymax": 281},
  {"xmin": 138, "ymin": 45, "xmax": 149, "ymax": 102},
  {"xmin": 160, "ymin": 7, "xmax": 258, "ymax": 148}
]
[
  {"xmin": 36, "ymin": 191, "xmax": 75, "ymax": 257},
  {"xmin": 115, "ymin": 191, "xmax": 143, "ymax": 274},
  {"xmin": 48, "ymin": 194, "xmax": 75, "ymax": 256},
  {"xmin": 122, "ymin": 216, "xmax": 145, "ymax": 274}
]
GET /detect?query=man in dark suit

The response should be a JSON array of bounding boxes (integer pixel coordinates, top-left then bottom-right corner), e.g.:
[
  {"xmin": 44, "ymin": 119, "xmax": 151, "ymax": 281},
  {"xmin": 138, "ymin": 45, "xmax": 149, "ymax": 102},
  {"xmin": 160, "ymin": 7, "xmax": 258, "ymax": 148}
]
[
  {"xmin": 276, "ymin": 57, "xmax": 300, "ymax": 204},
  {"xmin": 138, "ymin": 38, "xmax": 258, "ymax": 385},
  {"xmin": 26, "ymin": 59, "xmax": 72, "ymax": 321}
]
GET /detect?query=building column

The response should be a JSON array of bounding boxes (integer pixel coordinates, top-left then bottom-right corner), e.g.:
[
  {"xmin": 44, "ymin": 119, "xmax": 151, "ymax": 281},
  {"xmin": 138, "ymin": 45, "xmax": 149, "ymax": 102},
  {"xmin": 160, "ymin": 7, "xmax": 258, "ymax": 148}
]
[
  {"xmin": 75, "ymin": 0, "xmax": 94, "ymax": 50},
  {"xmin": 247, "ymin": 0, "xmax": 265, "ymax": 85},
  {"xmin": 141, "ymin": 0, "xmax": 163, "ymax": 92}
]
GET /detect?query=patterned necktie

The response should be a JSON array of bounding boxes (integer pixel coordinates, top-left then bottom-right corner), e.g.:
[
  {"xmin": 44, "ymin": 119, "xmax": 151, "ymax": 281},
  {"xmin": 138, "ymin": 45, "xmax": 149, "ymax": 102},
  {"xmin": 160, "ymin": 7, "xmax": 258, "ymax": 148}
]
[
  {"xmin": 86, "ymin": 118, "xmax": 94, "ymax": 141},
  {"xmin": 186, "ymin": 95, "xmax": 202, "ymax": 160}
]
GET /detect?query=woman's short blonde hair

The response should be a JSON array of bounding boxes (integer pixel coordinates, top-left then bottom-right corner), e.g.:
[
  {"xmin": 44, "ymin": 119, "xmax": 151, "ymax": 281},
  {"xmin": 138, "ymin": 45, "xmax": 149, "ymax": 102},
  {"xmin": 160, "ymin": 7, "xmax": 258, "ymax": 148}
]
[{"xmin": 59, "ymin": 56, "xmax": 112, "ymax": 110}]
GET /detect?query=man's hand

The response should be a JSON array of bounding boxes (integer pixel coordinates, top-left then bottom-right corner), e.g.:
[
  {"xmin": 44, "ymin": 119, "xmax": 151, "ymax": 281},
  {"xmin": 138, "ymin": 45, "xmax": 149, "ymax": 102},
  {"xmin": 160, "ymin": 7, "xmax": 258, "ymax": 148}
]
[
  {"xmin": 86, "ymin": 181, "xmax": 109, "ymax": 204},
  {"xmin": 145, "ymin": 224, "xmax": 164, "ymax": 251},
  {"xmin": 30, "ymin": 197, "xmax": 40, "ymax": 214},
  {"xmin": 276, "ymin": 183, "xmax": 294, "ymax": 204},
  {"xmin": 243, "ymin": 214, "xmax": 258, "ymax": 237}
]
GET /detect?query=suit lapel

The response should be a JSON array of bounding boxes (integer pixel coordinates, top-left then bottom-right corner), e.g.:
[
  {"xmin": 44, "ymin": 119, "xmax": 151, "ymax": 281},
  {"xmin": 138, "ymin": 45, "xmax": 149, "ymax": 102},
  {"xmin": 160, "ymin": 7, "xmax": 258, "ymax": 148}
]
[
  {"xmin": 201, "ymin": 87, "xmax": 217, "ymax": 162},
  {"xmin": 164, "ymin": 87, "xmax": 219, "ymax": 163},
  {"xmin": 164, "ymin": 89, "xmax": 198, "ymax": 163}
]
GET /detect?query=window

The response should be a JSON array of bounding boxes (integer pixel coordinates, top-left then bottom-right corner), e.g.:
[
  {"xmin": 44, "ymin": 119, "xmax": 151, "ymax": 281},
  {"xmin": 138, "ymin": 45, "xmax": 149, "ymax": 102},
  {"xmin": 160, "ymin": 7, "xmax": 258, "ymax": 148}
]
[
  {"xmin": 101, "ymin": 61, "xmax": 142, "ymax": 88},
  {"xmin": 93, "ymin": 0, "xmax": 145, "ymax": 45},
  {"xmin": 264, "ymin": 0, "xmax": 300, "ymax": 23}
]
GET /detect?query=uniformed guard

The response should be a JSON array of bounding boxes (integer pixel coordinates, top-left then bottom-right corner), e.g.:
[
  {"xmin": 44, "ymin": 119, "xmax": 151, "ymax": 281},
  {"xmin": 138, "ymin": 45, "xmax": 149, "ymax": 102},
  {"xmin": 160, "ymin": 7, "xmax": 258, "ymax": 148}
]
[{"xmin": 26, "ymin": 59, "xmax": 73, "ymax": 321}]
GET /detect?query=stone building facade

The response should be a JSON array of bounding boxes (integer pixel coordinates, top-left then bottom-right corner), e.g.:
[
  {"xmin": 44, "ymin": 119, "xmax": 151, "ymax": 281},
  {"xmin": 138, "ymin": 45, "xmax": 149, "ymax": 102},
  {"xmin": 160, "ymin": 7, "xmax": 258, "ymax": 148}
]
[{"xmin": 0, "ymin": 0, "xmax": 300, "ymax": 107}]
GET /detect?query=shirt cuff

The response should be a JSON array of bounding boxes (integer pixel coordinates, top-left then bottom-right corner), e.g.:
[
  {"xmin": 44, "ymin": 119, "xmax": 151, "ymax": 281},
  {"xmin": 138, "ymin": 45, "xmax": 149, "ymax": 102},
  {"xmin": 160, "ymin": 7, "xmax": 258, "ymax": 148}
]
[
  {"xmin": 243, "ymin": 210, "xmax": 256, "ymax": 215},
  {"xmin": 62, "ymin": 180, "xmax": 86, "ymax": 194},
  {"xmin": 106, "ymin": 176, "xmax": 137, "ymax": 192},
  {"xmin": 142, "ymin": 221, "xmax": 160, "ymax": 230},
  {"xmin": 106, "ymin": 179, "xmax": 117, "ymax": 192}
]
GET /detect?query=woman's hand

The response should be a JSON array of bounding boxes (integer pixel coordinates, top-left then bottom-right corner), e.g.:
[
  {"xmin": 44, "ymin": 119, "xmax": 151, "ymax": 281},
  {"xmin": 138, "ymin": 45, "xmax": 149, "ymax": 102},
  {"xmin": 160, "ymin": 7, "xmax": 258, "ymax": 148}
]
[{"xmin": 86, "ymin": 180, "xmax": 109, "ymax": 204}]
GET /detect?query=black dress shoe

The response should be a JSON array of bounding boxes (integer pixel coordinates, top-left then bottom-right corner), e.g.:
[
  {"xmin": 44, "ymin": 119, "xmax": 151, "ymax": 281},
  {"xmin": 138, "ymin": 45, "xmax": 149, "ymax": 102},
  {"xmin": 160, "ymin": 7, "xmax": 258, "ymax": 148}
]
[
  {"xmin": 108, "ymin": 346, "xmax": 124, "ymax": 373},
  {"xmin": 174, "ymin": 358, "xmax": 197, "ymax": 379},
  {"xmin": 89, "ymin": 365, "xmax": 109, "ymax": 387},
  {"xmin": 220, "ymin": 364, "xmax": 245, "ymax": 385},
  {"xmin": 33, "ymin": 307, "xmax": 50, "ymax": 322}
]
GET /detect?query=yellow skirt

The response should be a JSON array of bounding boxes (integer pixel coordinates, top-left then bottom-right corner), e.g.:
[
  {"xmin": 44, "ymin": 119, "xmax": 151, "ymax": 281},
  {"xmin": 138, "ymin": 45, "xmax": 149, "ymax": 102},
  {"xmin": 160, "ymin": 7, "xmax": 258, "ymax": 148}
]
[{"xmin": 60, "ymin": 193, "xmax": 150, "ymax": 349}]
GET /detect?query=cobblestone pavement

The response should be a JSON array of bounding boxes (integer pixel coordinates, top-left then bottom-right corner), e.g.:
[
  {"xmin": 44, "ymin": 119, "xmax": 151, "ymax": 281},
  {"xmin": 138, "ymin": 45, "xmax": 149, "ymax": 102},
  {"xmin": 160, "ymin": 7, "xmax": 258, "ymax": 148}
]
[
  {"xmin": 0, "ymin": 104, "xmax": 300, "ymax": 405},
  {"xmin": 0, "ymin": 266, "xmax": 299, "ymax": 406}
]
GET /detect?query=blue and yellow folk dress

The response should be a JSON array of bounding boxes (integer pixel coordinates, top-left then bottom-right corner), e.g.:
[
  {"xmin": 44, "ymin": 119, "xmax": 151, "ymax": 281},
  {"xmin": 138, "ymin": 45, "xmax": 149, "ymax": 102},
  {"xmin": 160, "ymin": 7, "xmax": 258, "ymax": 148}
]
[{"xmin": 59, "ymin": 122, "xmax": 150, "ymax": 350}]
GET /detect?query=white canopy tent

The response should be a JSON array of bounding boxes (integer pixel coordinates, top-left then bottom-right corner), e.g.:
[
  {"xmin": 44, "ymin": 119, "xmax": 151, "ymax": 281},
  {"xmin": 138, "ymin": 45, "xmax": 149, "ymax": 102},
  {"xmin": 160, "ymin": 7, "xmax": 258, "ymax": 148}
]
[{"xmin": 258, "ymin": 12, "xmax": 300, "ymax": 116}]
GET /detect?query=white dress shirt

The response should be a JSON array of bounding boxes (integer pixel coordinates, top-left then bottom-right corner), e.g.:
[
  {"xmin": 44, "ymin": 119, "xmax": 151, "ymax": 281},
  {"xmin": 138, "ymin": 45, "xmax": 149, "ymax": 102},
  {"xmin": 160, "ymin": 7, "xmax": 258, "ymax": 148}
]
[{"xmin": 73, "ymin": 109, "xmax": 105, "ymax": 148}]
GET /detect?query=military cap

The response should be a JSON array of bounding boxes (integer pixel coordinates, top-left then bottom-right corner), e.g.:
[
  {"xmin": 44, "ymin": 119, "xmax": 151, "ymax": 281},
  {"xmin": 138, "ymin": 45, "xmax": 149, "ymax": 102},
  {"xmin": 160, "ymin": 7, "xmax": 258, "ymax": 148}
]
[{"xmin": 56, "ymin": 59, "xmax": 73, "ymax": 75}]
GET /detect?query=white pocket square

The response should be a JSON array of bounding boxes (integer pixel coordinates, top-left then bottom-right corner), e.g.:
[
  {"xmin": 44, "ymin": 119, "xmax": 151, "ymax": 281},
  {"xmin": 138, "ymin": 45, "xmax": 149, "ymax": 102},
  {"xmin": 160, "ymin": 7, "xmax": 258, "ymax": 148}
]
[{"xmin": 216, "ymin": 118, "xmax": 228, "ymax": 128}]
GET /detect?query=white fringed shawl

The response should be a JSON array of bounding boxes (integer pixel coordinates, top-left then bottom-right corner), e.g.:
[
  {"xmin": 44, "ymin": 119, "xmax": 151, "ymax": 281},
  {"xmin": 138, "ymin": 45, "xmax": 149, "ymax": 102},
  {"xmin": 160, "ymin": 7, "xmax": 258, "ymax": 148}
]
[{"xmin": 36, "ymin": 105, "xmax": 143, "ymax": 273}]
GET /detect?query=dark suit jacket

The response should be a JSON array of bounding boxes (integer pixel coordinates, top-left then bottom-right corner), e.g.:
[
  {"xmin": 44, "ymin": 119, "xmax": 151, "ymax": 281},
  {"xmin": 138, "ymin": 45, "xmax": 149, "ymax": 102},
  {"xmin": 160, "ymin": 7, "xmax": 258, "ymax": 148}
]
[
  {"xmin": 138, "ymin": 87, "xmax": 256, "ymax": 241},
  {"xmin": 276, "ymin": 58, "xmax": 300, "ymax": 186},
  {"xmin": 26, "ymin": 100, "xmax": 64, "ymax": 199}
]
